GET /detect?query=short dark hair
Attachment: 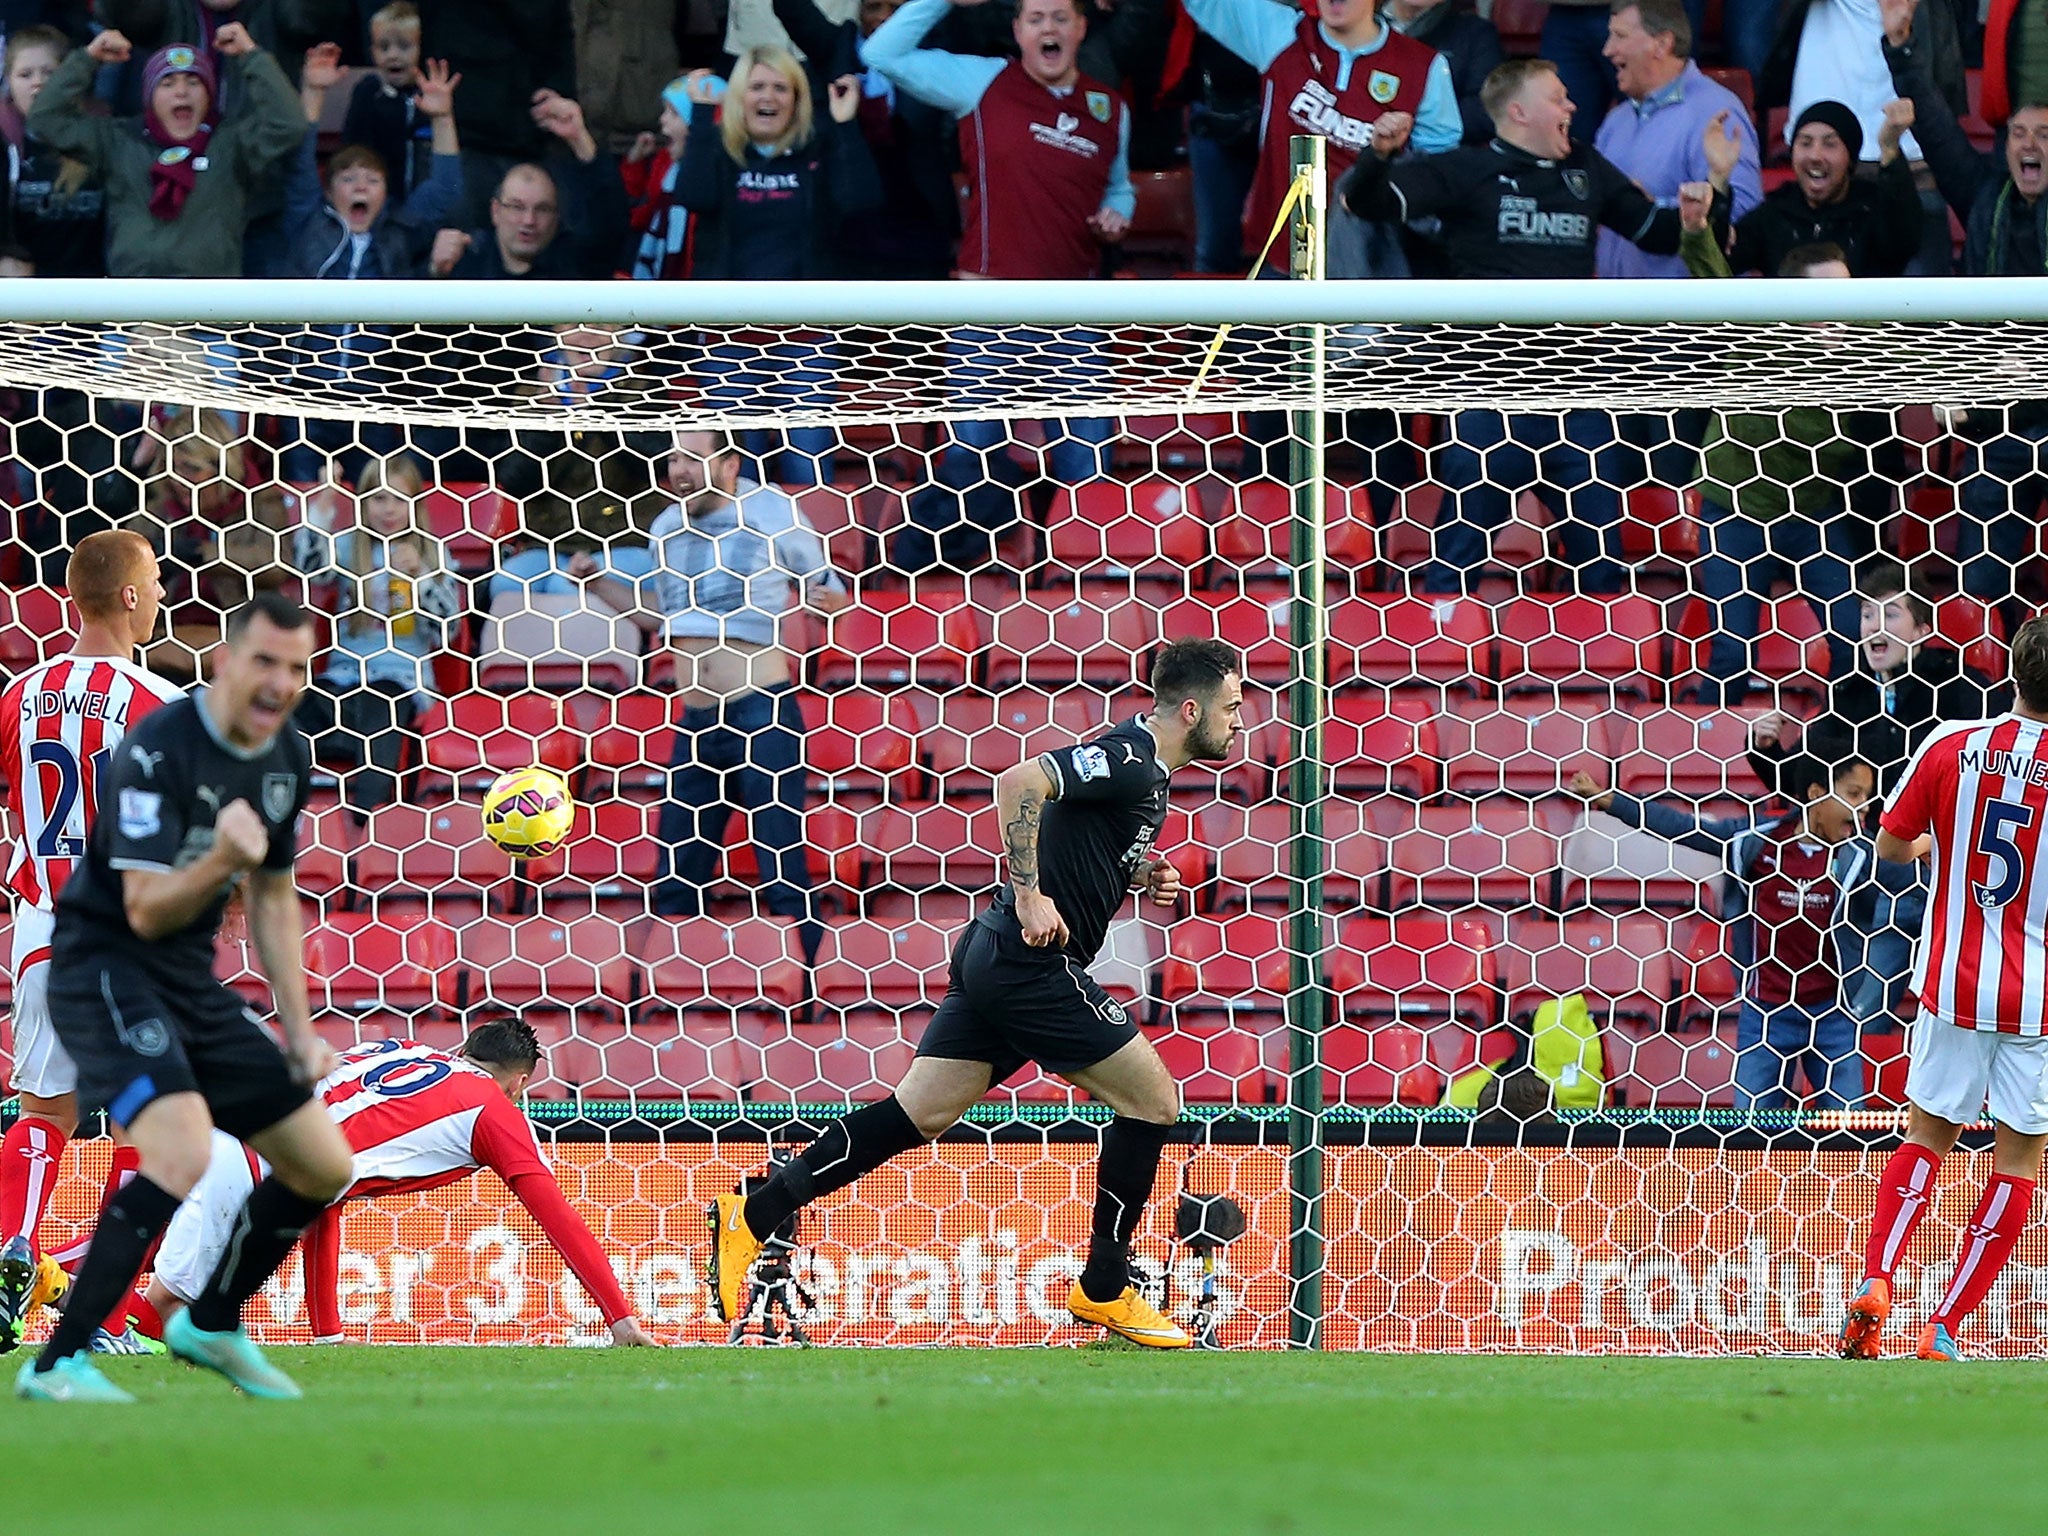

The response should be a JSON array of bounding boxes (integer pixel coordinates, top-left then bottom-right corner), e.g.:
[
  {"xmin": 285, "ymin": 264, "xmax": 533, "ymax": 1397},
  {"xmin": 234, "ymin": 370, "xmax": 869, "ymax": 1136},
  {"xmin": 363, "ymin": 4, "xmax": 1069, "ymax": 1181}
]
[
  {"xmin": 461, "ymin": 1017, "xmax": 543, "ymax": 1073},
  {"xmin": 1150, "ymin": 638, "xmax": 1239, "ymax": 709},
  {"xmin": 225, "ymin": 590, "xmax": 311, "ymax": 641},
  {"xmin": 1779, "ymin": 241, "xmax": 1849, "ymax": 276},
  {"xmin": 1481, "ymin": 58, "xmax": 1555, "ymax": 125},
  {"xmin": 1856, "ymin": 559, "xmax": 1934, "ymax": 629},
  {"xmin": 1781, "ymin": 752, "xmax": 1870, "ymax": 803},
  {"xmin": 2012, "ymin": 617, "xmax": 2048, "ymax": 712},
  {"xmin": 1611, "ymin": 0, "xmax": 1691, "ymax": 58}
]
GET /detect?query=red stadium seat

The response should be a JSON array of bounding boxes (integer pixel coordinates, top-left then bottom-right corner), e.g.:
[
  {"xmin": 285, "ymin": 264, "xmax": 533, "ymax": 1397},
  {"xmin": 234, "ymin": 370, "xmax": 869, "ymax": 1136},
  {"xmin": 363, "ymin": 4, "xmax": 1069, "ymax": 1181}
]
[
  {"xmin": 812, "ymin": 584, "xmax": 984, "ymax": 689},
  {"xmin": 798, "ymin": 689, "xmax": 920, "ymax": 800},
  {"xmin": 420, "ymin": 482, "xmax": 517, "ymax": 573},
  {"xmin": 918, "ymin": 688, "xmax": 1117, "ymax": 799},
  {"xmin": 720, "ymin": 803, "xmax": 863, "ymax": 893},
  {"xmin": 1620, "ymin": 484, "xmax": 1702, "ymax": 563},
  {"xmin": 560, "ymin": 799, "xmax": 663, "ymax": 892},
  {"xmin": 1213, "ymin": 480, "xmax": 1377, "ymax": 594},
  {"xmin": 1613, "ymin": 705, "xmax": 1769, "ymax": 801},
  {"xmin": 350, "ymin": 800, "xmax": 536, "ymax": 906},
  {"xmin": 1494, "ymin": 594, "xmax": 1667, "ymax": 698},
  {"xmin": 1929, "ymin": 593, "xmax": 2008, "ymax": 682},
  {"xmin": 1382, "ymin": 800, "xmax": 1563, "ymax": 911},
  {"xmin": 1156, "ymin": 912, "xmax": 1296, "ymax": 1024},
  {"xmin": 1677, "ymin": 918, "xmax": 1741, "ymax": 1025},
  {"xmin": 1042, "ymin": 479, "xmax": 1210, "ymax": 584},
  {"xmin": 1505, "ymin": 912, "xmax": 1674, "ymax": 1029},
  {"xmin": 1325, "ymin": 692, "xmax": 1441, "ymax": 797},
  {"xmin": 1671, "ymin": 597, "xmax": 1830, "ymax": 702},
  {"xmin": 1200, "ymin": 799, "xmax": 1386, "ymax": 911},
  {"xmin": 1333, "ymin": 914, "xmax": 1497, "ymax": 1026},
  {"xmin": 416, "ymin": 692, "xmax": 580, "ymax": 794},
  {"xmin": 584, "ymin": 692, "xmax": 675, "ymax": 790},
  {"xmin": 452, "ymin": 914, "xmax": 635, "ymax": 1016},
  {"xmin": 1437, "ymin": 696, "xmax": 1620, "ymax": 798},
  {"xmin": 1322, "ymin": 1023, "xmax": 1441, "ymax": 1105},
  {"xmin": 304, "ymin": 911, "xmax": 456, "ymax": 1015},
  {"xmin": 858, "ymin": 801, "xmax": 1001, "ymax": 892},
  {"xmin": 1144, "ymin": 1024, "xmax": 1272, "ymax": 1104},
  {"xmin": 296, "ymin": 803, "xmax": 360, "ymax": 910},
  {"xmin": 981, "ymin": 591, "xmax": 1161, "ymax": 689},
  {"xmin": 1327, "ymin": 594, "xmax": 1491, "ymax": 692},
  {"xmin": 629, "ymin": 915, "xmax": 807, "ymax": 1020},
  {"xmin": 813, "ymin": 917, "xmax": 953, "ymax": 1019},
  {"xmin": 1113, "ymin": 412, "xmax": 1241, "ymax": 473},
  {"xmin": 0, "ymin": 586, "xmax": 70, "ymax": 672}
]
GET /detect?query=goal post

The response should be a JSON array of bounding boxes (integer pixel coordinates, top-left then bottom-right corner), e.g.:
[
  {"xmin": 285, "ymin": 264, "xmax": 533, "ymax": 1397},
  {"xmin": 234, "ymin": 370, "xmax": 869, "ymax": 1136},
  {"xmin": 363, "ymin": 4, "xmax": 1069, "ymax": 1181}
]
[{"xmin": 6, "ymin": 268, "xmax": 2048, "ymax": 1353}]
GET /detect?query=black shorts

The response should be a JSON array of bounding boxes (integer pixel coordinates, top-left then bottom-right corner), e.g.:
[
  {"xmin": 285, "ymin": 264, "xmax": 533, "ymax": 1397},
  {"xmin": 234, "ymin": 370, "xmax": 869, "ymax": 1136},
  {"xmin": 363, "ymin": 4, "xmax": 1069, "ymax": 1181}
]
[
  {"xmin": 915, "ymin": 920, "xmax": 1140, "ymax": 1081},
  {"xmin": 47, "ymin": 940, "xmax": 311, "ymax": 1139}
]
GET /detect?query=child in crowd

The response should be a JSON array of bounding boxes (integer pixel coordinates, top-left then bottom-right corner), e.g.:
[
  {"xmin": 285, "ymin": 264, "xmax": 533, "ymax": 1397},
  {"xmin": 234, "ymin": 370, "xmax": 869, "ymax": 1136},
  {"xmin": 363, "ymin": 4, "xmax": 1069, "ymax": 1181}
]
[
  {"xmin": 1571, "ymin": 755, "xmax": 1896, "ymax": 1112},
  {"xmin": 341, "ymin": 1, "xmax": 437, "ymax": 206},
  {"xmin": 294, "ymin": 451, "xmax": 463, "ymax": 814},
  {"xmin": 624, "ymin": 76, "xmax": 691, "ymax": 280}
]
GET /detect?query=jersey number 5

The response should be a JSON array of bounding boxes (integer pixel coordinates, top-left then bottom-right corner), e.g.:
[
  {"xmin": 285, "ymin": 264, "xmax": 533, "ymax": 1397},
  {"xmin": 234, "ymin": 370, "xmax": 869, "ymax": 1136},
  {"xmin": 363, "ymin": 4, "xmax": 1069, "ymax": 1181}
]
[
  {"xmin": 30, "ymin": 739, "xmax": 114, "ymax": 859},
  {"xmin": 1974, "ymin": 798, "xmax": 2037, "ymax": 909}
]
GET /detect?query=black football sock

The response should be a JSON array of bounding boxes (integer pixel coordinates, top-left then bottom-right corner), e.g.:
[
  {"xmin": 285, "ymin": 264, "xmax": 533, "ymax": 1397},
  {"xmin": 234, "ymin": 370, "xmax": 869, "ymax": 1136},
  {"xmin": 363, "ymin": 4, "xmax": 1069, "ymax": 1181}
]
[
  {"xmin": 37, "ymin": 1175, "xmax": 180, "ymax": 1369},
  {"xmin": 1078, "ymin": 1117, "xmax": 1174, "ymax": 1304},
  {"xmin": 742, "ymin": 1096, "xmax": 924, "ymax": 1241},
  {"xmin": 185, "ymin": 1177, "xmax": 330, "ymax": 1333}
]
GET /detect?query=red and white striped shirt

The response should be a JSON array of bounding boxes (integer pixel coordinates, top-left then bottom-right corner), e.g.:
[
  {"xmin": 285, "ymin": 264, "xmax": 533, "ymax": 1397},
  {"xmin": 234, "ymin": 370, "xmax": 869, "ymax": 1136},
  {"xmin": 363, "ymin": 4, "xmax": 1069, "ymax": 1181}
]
[
  {"xmin": 0, "ymin": 653, "xmax": 181, "ymax": 909},
  {"xmin": 300, "ymin": 1040, "xmax": 632, "ymax": 1332},
  {"xmin": 1882, "ymin": 713, "xmax": 2048, "ymax": 1035}
]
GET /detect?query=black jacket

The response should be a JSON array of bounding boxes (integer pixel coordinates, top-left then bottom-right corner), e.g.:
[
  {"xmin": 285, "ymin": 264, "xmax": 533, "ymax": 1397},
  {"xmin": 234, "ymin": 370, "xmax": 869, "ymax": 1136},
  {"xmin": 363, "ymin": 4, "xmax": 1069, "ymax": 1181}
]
[
  {"xmin": 340, "ymin": 73, "xmax": 435, "ymax": 206},
  {"xmin": 416, "ymin": 0, "xmax": 579, "ymax": 160},
  {"xmin": 2, "ymin": 132, "xmax": 105, "ymax": 276},
  {"xmin": 770, "ymin": 0, "xmax": 959, "ymax": 278},
  {"xmin": 1759, "ymin": 0, "xmax": 1965, "ymax": 122},
  {"xmin": 1723, "ymin": 155, "xmax": 1924, "ymax": 277},
  {"xmin": 446, "ymin": 150, "xmax": 628, "ymax": 280},
  {"xmin": 1749, "ymin": 644, "xmax": 2011, "ymax": 799},
  {"xmin": 1395, "ymin": 5, "xmax": 1504, "ymax": 147},
  {"xmin": 1341, "ymin": 137, "xmax": 1723, "ymax": 280},
  {"xmin": 674, "ymin": 107, "xmax": 884, "ymax": 280}
]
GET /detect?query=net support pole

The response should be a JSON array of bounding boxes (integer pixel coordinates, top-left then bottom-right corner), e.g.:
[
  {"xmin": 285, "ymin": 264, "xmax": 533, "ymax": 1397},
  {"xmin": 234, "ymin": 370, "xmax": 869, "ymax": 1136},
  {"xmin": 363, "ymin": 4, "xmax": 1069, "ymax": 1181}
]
[{"xmin": 1284, "ymin": 134, "xmax": 1330, "ymax": 1350}]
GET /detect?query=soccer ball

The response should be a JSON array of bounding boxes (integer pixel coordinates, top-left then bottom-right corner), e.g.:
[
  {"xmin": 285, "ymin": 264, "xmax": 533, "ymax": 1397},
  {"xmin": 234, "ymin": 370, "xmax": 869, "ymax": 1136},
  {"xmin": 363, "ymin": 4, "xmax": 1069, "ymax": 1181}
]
[{"xmin": 481, "ymin": 767, "xmax": 576, "ymax": 858}]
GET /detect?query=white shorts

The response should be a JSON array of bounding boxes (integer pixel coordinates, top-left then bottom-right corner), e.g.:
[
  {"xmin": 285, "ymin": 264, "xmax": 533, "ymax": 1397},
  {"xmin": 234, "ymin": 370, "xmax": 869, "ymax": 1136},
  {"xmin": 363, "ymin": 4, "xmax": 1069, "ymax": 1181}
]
[
  {"xmin": 6, "ymin": 905, "xmax": 71, "ymax": 1099},
  {"xmin": 1905, "ymin": 1009, "xmax": 2048, "ymax": 1135},
  {"xmin": 153, "ymin": 1129, "xmax": 267, "ymax": 1305}
]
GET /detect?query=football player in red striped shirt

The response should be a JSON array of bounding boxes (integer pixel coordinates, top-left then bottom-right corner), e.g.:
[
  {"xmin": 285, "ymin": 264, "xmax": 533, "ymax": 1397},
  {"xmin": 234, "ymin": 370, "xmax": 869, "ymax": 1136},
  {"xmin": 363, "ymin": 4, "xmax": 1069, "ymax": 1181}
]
[
  {"xmin": 0, "ymin": 532, "xmax": 180, "ymax": 1353},
  {"xmin": 1842, "ymin": 617, "xmax": 2048, "ymax": 1360},
  {"xmin": 139, "ymin": 1022, "xmax": 660, "ymax": 1347}
]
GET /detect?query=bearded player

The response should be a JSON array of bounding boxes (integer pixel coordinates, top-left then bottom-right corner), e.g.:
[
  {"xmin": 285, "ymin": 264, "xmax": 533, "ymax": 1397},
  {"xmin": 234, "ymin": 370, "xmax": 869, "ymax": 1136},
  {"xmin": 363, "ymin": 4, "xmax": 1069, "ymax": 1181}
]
[
  {"xmin": 134, "ymin": 1023, "xmax": 660, "ymax": 1347},
  {"xmin": 0, "ymin": 532, "xmax": 182, "ymax": 1354},
  {"xmin": 710, "ymin": 639, "xmax": 1244, "ymax": 1348},
  {"xmin": 1841, "ymin": 618, "xmax": 2048, "ymax": 1361}
]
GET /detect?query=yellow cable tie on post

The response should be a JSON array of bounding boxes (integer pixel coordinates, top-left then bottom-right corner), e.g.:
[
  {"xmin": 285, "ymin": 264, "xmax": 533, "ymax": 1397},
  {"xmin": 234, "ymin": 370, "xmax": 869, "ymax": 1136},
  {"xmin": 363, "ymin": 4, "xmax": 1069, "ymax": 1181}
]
[{"xmin": 1185, "ymin": 166, "xmax": 1313, "ymax": 402}]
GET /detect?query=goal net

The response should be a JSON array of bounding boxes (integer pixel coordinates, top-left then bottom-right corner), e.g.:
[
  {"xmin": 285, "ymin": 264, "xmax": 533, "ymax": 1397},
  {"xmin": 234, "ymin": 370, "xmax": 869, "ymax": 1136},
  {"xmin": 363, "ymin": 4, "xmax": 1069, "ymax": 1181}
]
[{"xmin": 5, "ymin": 276, "xmax": 2046, "ymax": 1353}]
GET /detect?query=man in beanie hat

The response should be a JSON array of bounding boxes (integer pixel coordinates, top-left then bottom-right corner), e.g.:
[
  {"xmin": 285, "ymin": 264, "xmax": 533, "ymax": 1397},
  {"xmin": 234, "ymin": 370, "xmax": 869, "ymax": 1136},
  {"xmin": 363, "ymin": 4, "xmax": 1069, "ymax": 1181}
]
[
  {"xmin": 26, "ymin": 24, "xmax": 300, "ymax": 275},
  {"xmin": 1706, "ymin": 96, "xmax": 1926, "ymax": 276}
]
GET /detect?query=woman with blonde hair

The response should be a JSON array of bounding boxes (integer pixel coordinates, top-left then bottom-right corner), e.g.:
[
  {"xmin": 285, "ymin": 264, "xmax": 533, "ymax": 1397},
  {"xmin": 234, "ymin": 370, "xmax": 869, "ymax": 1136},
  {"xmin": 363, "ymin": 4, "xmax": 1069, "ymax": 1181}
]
[
  {"xmin": 676, "ymin": 50, "xmax": 881, "ymax": 485},
  {"xmin": 294, "ymin": 450, "xmax": 462, "ymax": 813}
]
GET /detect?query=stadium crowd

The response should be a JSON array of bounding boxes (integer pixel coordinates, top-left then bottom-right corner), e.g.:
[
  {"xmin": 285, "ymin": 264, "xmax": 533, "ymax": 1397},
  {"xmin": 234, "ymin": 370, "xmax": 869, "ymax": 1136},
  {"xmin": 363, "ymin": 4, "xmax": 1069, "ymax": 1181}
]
[{"xmin": 0, "ymin": 0, "xmax": 2042, "ymax": 1113}]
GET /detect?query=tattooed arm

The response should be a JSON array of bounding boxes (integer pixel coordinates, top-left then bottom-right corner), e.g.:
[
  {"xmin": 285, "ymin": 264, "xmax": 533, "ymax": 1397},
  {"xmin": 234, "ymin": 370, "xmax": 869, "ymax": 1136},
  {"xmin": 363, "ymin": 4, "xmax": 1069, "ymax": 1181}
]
[{"xmin": 995, "ymin": 759, "xmax": 1069, "ymax": 949}]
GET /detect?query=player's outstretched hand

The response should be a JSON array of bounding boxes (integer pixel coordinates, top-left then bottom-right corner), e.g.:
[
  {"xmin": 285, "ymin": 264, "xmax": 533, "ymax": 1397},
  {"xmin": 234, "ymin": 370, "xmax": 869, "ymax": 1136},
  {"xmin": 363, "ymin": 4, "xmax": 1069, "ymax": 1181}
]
[
  {"xmin": 1566, "ymin": 771, "xmax": 1613, "ymax": 812},
  {"xmin": 1015, "ymin": 890, "xmax": 1070, "ymax": 948},
  {"xmin": 611, "ymin": 1317, "xmax": 662, "ymax": 1346},
  {"xmin": 215, "ymin": 799, "xmax": 271, "ymax": 869}
]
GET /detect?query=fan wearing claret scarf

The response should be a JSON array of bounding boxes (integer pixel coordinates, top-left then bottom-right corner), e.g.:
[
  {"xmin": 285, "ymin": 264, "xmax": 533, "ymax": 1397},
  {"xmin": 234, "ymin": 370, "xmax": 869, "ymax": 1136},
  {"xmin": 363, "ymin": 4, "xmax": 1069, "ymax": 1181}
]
[{"xmin": 24, "ymin": 24, "xmax": 301, "ymax": 277}]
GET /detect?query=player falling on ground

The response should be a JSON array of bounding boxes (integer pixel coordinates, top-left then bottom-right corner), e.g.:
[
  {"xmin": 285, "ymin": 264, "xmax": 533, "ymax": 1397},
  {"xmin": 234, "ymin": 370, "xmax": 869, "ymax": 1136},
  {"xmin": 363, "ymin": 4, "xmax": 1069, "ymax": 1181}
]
[
  {"xmin": 709, "ymin": 638, "xmax": 1244, "ymax": 1348},
  {"xmin": 17, "ymin": 593, "xmax": 354, "ymax": 1404},
  {"xmin": 0, "ymin": 531, "xmax": 183, "ymax": 1355},
  {"xmin": 1840, "ymin": 617, "xmax": 2048, "ymax": 1361},
  {"xmin": 132, "ymin": 1024, "xmax": 660, "ymax": 1347}
]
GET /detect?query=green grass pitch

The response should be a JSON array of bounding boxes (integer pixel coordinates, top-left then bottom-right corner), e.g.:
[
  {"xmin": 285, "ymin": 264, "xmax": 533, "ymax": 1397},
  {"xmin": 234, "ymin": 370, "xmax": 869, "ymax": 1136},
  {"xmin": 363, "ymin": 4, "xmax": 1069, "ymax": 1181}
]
[{"xmin": 3, "ymin": 1348, "xmax": 2040, "ymax": 1533}]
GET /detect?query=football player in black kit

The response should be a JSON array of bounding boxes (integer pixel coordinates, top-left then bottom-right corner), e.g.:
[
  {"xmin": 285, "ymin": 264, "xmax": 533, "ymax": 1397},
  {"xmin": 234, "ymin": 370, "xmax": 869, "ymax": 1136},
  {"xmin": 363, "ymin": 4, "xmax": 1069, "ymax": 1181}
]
[
  {"xmin": 17, "ymin": 594, "xmax": 352, "ymax": 1403},
  {"xmin": 710, "ymin": 639, "xmax": 1245, "ymax": 1347}
]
